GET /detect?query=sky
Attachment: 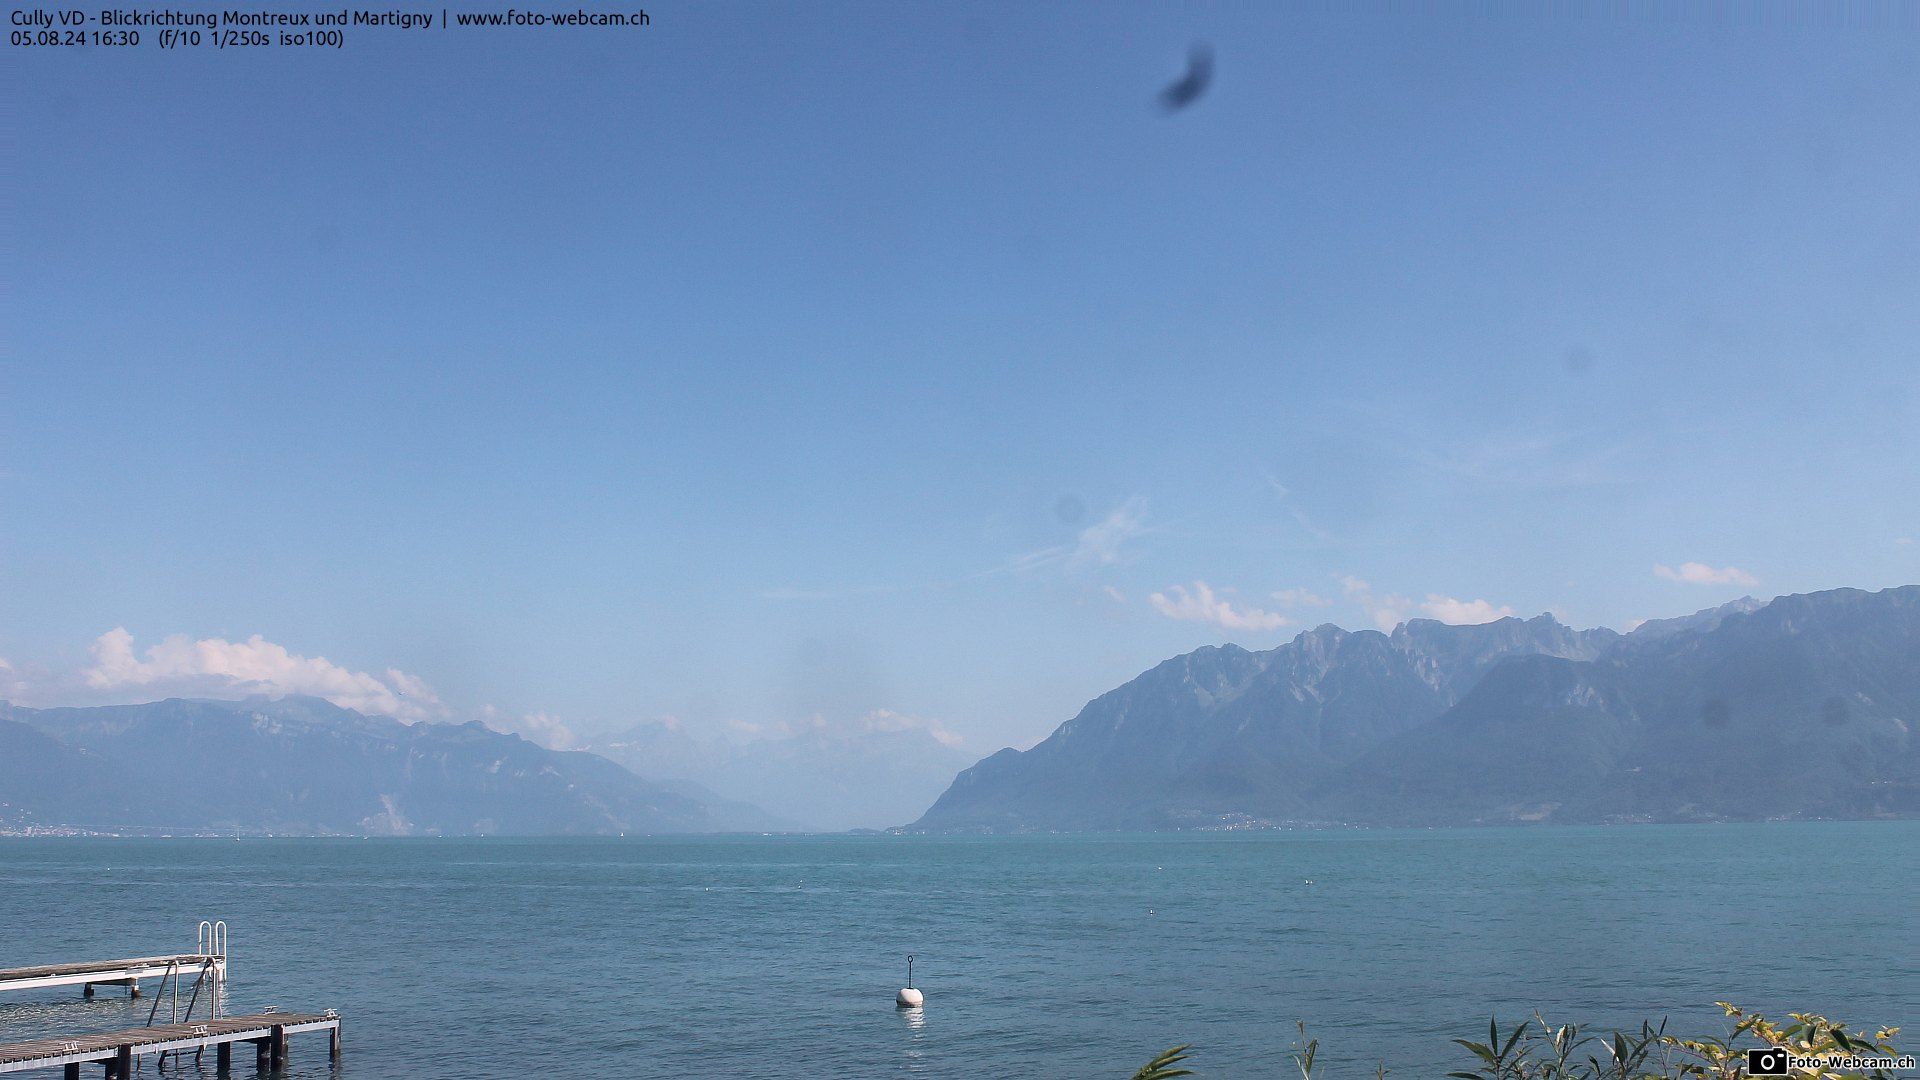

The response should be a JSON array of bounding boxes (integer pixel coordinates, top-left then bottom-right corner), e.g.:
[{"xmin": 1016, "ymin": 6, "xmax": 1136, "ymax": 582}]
[{"xmin": 4, "ymin": 2, "xmax": 1917, "ymax": 758}]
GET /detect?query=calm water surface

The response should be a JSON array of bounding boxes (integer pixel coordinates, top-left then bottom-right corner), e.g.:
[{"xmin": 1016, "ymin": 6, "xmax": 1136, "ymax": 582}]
[{"xmin": 1, "ymin": 823, "xmax": 1914, "ymax": 1078}]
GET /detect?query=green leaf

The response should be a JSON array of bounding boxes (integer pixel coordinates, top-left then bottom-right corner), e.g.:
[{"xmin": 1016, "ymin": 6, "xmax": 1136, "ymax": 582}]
[
  {"xmin": 1129, "ymin": 1044, "xmax": 1195, "ymax": 1080},
  {"xmin": 1501, "ymin": 1020, "xmax": 1529, "ymax": 1058},
  {"xmin": 1454, "ymin": 1040, "xmax": 1496, "ymax": 1063}
]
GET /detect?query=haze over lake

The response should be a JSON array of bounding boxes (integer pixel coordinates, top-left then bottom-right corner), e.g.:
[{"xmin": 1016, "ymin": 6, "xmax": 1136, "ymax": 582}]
[{"xmin": 2, "ymin": 824, "xmax": 1912, "ymax": 1078}]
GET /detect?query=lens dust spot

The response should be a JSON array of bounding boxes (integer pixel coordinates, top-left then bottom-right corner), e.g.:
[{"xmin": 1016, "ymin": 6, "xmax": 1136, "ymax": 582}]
[
  {"xmin": 1700, "ymin": 698, "xmax": 1731, "ymax": 728},
  {"xmin": 1054, "ymin": 495, "xmax": 1087, "ymax": 526}
]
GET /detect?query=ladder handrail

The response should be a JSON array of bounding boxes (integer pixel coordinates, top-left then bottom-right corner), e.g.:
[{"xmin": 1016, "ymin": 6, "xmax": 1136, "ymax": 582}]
[
  {"xmin": 196, "ymin": 920, "xmax": 228, "ymax": 963},
  {"xmin": 195, "ymin": 919, "xmax": 229, "ymax": 1019},
  {"xmin": 145, "ymin": 959, "xmax": 179, "ymax": 1027}
]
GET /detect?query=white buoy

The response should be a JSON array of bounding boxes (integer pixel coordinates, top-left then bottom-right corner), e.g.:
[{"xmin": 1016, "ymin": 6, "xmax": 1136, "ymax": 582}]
[{"xmin": 895, "ymin": 954, "xmax": 923, "ymax": 1008}]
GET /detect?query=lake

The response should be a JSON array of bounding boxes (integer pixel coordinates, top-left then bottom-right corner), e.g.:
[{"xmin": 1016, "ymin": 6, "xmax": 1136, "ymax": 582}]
[{"xmin": 1, "ymin": 823, "xmax": 1914, "ymax": 1077}]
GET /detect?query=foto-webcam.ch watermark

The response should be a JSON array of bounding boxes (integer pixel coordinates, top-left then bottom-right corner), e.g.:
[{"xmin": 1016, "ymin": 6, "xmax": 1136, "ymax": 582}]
[{"xmin": 1746, "ymin": 1046, "xmax": 1915, "ymax": 1075}]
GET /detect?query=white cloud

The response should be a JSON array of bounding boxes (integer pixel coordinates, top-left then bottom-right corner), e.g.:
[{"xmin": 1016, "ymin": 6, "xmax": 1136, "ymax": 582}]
[
  {"xmin": 1419, "ymin": 595, "xmax": 1517, "ymax": 625},
  {"xmin": 385, "ymin": 668, "xmax": 437, "ymax": 702},
  {"xmin": 857, "ymin": 708, "xmax": 964, "ymax": 748},
  {"xmin": 1339, "ymin": 575, "xmax": 1414, "ymax": 631},
  {"xmin": 1262, "ymin": 473, "xmax": 1335, "ymax": 542},
  {"xmin": 0, "ymin": 657, "xmax": 28, "ymax": 701},
  {"xmin": 80, "ymin": 627, "xmax": 444, "ymax": 721},
  {"xmin": 1340, "ymin": 577, "xmax": 1521, "ymax": 629},
  {"xmin": 1003, "ymin": 497, "xmax": 1149, "ymax": 576},
  {"xmin": 1070, "ymin": 498, "xmax": 1147, "ymax": 569},
  {"xmin": 1654, "ymin": 562, "xmax": 1758, "ymax": 587},
  {"xmin": 1102, "ymin": 585, "xmax": 1128, "ymax": 603},
  {"xmin": 1897, "ymin": 537, "xmax": 1913, "ymax": 547},
  {"xmin": 1149, "ymin": 581, "xmax": 1291, "ymax": 632},
  {"xmin": 727, "ymin": 708, "xmax": 963, "ymax": 748},
  {"xmin": 1270, "ymin": 588, "xmax": 1331, "ymax": 608},
  {"xmin": 479, "ymin": 704, "xmax": 579, "ymax": 749}
]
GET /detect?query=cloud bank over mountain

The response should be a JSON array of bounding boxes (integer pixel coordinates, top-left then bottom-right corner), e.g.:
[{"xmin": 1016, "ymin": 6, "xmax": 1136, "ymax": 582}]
[
  {"xmin": 6, "ymin": 628, "xmax": 446, "ymax": 721},
  {"xmin": 1656, "ymin": 562, "xmax": 1759, "ymax": 587},
  {"xmin": 83, "ymin": 628, "xmax": 445, "ymax": 719}
]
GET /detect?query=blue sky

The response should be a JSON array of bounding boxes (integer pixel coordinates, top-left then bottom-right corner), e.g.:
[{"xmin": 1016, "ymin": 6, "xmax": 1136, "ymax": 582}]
[{"xmin": 4, "ymin": 3, "xmax": 1916, "ymax": 755}]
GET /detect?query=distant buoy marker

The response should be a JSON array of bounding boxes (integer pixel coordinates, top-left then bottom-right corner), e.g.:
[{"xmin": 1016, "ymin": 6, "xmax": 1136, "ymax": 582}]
[{"xmin": 895, "ymin": 954, "xmax": 923, "ymax": 1008}]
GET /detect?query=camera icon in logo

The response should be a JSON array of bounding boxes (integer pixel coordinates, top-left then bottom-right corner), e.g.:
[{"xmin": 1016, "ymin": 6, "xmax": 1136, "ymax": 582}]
[{"xmin": 1747, "ymin": 1046, "xmax": 1790, "ymax": 1075}]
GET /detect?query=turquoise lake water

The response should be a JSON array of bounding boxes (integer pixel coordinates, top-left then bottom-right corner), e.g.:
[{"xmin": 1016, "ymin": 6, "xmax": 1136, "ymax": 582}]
[{"xmin": 1, "ymin": 823, "xmax": 1914, "ymax": 1077}]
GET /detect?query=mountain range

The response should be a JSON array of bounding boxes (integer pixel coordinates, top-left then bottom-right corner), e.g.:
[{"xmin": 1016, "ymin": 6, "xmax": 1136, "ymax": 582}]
[
  {"xmin": 7, "ymin": 585, "xmax": 1913, "ymax": 835},
  {"xmin": 911, "ymin": 586, "xmax": 1920, "ymax": 831},
  {"xmin": 0, "ymin": 696, "xmax": 785, "ymax": 835}
]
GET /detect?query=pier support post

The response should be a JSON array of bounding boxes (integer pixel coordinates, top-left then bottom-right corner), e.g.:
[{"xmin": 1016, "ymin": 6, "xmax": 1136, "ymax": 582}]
[
  {"xmin": 114, "ymin": 1045, "xmax": 132, "ymax": 1078},
  {"xmin": 255, "ymin": 1038, "xmax": 269, "ymax": 1072},
  {"xmin": 216, "ymin": 1041, "xmax": 231, "ymax": 1072},
  {"xmin": 329, "ymin": 1022, "xmax": 342, "ymax": 1062},
  {"xmin": 270, "ymin": 1024, "xmax": 288, "ymax": 1070},
  {"xmin": 82, "ymin": 982, "xmax": 94, "ymax": 998},
  {"xmin": 128, "ymin": 978, "xmax": 140, "ymax": 999},
  {"xmin": 63, "ymin": 1063, "xmax": 79, "ymax": 1080}
]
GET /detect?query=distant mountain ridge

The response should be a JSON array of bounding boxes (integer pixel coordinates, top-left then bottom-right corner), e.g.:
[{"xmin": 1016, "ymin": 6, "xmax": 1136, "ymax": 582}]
[
  {"xmin": 0, "ymin": 696, "xmax": 784, "ymax": 835},
  {"xmin": 589, "ymin": 718, "xmax": 974, "ymax": 832},
  {"xmin": 912, "ymin": 587, "xmax": 1920, "ymax": 831},
  {"xmin": 1622, "ymin": 595, "xmax": 1765, "ymax": 642}
]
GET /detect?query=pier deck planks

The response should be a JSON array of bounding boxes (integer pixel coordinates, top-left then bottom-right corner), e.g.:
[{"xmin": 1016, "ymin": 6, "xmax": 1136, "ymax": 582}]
[
  {"xmin": 0, "ymin": 956, "xmax": 223, "ymax": 993},
  {"xmin": 0, "ymin": 1013, "xmax": 337, "ymax": 1073}
]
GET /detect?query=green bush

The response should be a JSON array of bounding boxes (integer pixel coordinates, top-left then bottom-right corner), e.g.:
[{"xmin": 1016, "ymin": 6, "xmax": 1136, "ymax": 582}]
[{"xmin": 1127, "ymin": 1004, "xmax": 1905, "ymax": 1079}]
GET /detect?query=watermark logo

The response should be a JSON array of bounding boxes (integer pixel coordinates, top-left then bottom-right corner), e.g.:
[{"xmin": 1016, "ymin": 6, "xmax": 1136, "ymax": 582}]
[{"xmin": 1747, "ymin": 1045, "xmax": 1915, "ymax": 1075}]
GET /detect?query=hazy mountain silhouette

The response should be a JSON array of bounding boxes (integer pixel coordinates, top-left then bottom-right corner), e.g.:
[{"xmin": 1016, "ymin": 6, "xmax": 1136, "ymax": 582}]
[
  {"xmin": 0, "ymin": 695, "xmax": 785, "ymax": 835},
  {"xmin": 912, "ymin": 586, "xmax": 1919, "ymax": 830}
]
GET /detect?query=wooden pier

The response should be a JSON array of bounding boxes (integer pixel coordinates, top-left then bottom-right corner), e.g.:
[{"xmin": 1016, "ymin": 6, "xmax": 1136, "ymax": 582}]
[
  {"xmin": 1, "ymin": 925, "xmax": 343, "ymax": 1075},
  {"xmin": 0, "ymin": 955, "xmax": 224, "ymax": 999},
  {"xmin": 0, "ymin": 1012, "xmax": 339, "ymax": 1076}
]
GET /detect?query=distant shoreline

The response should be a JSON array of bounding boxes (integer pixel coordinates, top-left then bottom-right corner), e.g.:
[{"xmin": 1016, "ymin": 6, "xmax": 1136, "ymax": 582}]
[{"xmin": 6, "ymin": 817, "xmax": 1915, "ymax": 840}]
